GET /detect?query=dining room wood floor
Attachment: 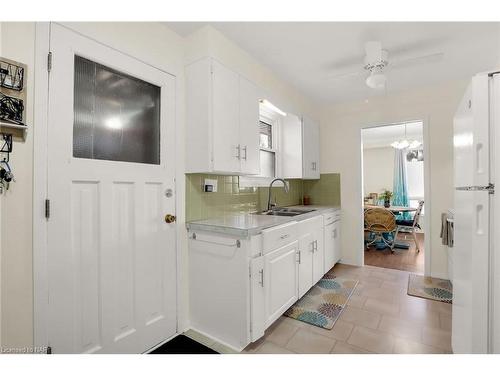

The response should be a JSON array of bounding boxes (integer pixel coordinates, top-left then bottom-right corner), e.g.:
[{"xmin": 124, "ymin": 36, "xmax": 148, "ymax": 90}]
[{"xmin": 364, "ymin": 232, "xmax": 424, "ymax": 274}]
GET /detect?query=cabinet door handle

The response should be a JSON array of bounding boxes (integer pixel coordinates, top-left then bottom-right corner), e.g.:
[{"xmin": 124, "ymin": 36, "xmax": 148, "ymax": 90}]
[
  {"xmin": 242, "ymin": 145, "xmax": 247, "ymax": 160},
  {"xmin": 297, "ymin": 250, "xmax": 301, "ymax": 264},
  {"xmin": 259, "ymin": 269, "xmax": 264, "ymax": 287},
  {"xmin": 310, "ymin": 241, "xmax": 315, "ymax": 252},
  {"xmin": 235, "ymin": 144, "xmax": 241, "ymax": 159}
]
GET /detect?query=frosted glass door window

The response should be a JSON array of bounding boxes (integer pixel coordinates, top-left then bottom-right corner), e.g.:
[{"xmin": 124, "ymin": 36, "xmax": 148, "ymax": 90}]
[{"xmin": 73, "ymin": 55, "xmax": 161, "ymax": 164}]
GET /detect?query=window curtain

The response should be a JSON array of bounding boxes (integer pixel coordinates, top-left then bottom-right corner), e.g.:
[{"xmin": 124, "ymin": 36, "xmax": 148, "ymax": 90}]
[{"xmin": 392, "ymin": 149, "xmax": 411, "ymax": 220}]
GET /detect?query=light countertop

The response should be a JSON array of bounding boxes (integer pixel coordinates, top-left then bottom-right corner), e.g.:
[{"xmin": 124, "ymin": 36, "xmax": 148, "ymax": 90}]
[{"xmin": 186, "ymin": 205, "xmax": 340, "ymax": 237}]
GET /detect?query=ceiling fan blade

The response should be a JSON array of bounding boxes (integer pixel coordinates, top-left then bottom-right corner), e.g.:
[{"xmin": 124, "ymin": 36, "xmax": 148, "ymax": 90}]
[
  {"xmin": 365, "ymin": 41, "xmax": 383, "ymax": 62},
  {"xmin": 326, "ymin": 69, "xmax": 364, "ymax": 81},
  {"xmin": 390, "ymin": 52, "xmax": 444, "ymax": 70}
]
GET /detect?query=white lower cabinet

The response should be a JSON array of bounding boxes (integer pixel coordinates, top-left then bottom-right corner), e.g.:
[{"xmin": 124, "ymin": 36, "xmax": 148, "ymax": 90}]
[
  {"xmin": 188, "ymin": 210, "xmax": 340, "ymax": 351},
  {"xmin": 312, "ymin": 223, "xmax": 325, "ymax": 284},
  {"xmin": 250, "ymin": 256, "xmax": 265, "ymax": 341},
  {"xmin": 297, "ymin": 232, "xmax": 314, "ymax": 298},
  {"xmin": 324, "ymin": 211, "xmax": 341, "ymax": 273},
  {"xmin": 263, "ymin": 241, "xmax": 299, "ymax": 328}
]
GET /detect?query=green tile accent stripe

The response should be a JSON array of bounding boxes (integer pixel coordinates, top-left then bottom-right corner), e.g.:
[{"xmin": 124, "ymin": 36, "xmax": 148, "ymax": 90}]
[{"xmin": 185, "ymin": 173, "xmax": 341, "ymax": 222}]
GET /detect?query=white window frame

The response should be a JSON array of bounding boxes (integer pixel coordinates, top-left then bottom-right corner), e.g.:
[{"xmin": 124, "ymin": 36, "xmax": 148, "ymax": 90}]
[{"xmin": 239, "ymin": 110, "xmax": 283, "ymax": 188}]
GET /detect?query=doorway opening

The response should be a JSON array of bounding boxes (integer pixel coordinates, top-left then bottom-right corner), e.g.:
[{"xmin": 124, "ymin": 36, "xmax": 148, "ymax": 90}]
[{"xmin": 361, "ymin": 121, "xmax": 426, "ymax": 274}]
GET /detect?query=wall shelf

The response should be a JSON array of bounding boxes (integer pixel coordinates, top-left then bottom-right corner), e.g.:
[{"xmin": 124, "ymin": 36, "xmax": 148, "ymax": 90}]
[{"xmin": 0, "ymin": 121, "xmax": 27, "ymax": 141}]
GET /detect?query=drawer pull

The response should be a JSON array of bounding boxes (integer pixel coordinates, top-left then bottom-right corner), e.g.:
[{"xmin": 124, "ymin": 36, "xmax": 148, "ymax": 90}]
[{"xmin": 280, "ymin": 234, "xmax": 290, "ymax": 240}]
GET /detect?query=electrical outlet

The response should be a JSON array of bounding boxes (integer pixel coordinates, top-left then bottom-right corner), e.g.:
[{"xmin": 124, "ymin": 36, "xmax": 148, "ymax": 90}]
[{"xmin": 203, "ymin": 178, "xmax": 217, "ymax": 193}]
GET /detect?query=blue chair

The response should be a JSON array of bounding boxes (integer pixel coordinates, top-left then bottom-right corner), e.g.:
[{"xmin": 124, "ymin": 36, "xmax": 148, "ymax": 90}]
[{"xmin": 394, "ymin": 200, "xmax": 424, "ymax": 253}]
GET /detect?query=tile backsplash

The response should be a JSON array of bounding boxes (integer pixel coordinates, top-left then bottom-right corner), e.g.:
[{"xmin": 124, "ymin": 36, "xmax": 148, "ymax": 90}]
[
  {"xmin": 186, "ymin": 173, "xmax": 341, "ymax": 222},
  {"xmin": 303, "ymin": 173, "xmax": 341, "ymax": 206}
]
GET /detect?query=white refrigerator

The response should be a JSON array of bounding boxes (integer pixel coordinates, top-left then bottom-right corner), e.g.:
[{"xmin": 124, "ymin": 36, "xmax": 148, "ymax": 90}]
[{"xmin": 452, "ymin": 71, "xmax": 499, "ymax": 353}]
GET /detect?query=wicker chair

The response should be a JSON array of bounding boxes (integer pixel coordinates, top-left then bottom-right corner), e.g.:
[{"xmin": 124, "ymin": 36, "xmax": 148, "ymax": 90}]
[{"xmin": 364, "ymin": 207, "xmax": 397, "ymax": 253}]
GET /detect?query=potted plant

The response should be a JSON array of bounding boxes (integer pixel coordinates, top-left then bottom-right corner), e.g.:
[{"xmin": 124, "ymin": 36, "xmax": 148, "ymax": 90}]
[{"xmin": 380, "ymin": 190, "xmax": 393, "ymax": 208}]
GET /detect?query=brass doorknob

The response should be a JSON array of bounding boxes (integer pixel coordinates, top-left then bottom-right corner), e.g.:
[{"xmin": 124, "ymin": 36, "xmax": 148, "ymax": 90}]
[{"xmin": 165, "ymin": 214, "xmax": 176, "ymax": 223}]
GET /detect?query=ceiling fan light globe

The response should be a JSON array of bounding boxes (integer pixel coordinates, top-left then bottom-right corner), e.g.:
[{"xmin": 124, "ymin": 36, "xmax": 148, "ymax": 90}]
[{"xmin": 366, "ymin": 72, "xmax": 386, "ymax": 89}]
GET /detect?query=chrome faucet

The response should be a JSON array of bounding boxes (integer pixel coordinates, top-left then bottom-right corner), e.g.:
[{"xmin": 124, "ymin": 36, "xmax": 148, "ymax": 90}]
[{"xmin": 267, "ymin": 178, "xmax": 290, "ymax": 212}]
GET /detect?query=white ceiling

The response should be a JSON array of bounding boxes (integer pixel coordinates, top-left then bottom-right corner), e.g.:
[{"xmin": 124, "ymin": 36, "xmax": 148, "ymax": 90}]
[
  {"xmin": 362, "ymin": 121, "xmax": 423, "ymax": 149},
  {"xmin": 165, "ymin": 22, "xmax": 500, "ymax": 105}
]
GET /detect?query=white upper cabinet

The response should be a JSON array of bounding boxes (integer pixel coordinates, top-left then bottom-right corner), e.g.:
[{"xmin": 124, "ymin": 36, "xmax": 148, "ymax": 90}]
[
  {"xmin": 186, "ymin": 57, "xmax": 260, "ymax": 175},
  {"xmin": 302, "ymin": 116, "xmax": 321, "ymax": 179},
  {"xmin": 282, "ymin": 114, "xmax": 321, "ymax": 179},
  {"xmin": 239, "ymin": 76, "xmax": 261, "ymax": 175},
  {"xmin": 282, "ymin": 114, "xmax": 304, "ymax": 179},
  {"xmin": 211, "ymin": 59, "xmax": 241, "ymax": 173}
]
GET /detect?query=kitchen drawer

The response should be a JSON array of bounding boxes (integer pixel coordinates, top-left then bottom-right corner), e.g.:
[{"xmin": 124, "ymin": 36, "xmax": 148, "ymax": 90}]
[
  {"xmin": 323, "ymin": 210, "xmax": 341, "ymax": 225},
  {"xmin": 261, "ymin": 221, "xmax": 298, "ymax": 254}
]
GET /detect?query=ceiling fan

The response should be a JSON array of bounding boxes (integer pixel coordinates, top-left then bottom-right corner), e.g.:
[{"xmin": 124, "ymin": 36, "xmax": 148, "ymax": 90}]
[{"xmin": 328, "ymin": 41, "xmax": 444, "ymax": 89}]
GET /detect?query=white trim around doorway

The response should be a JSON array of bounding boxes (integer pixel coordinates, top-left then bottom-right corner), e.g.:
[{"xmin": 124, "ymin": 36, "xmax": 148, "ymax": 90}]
[{"xmin": 359, "ymin": 117, "xmax": 431, "ymax": 277}]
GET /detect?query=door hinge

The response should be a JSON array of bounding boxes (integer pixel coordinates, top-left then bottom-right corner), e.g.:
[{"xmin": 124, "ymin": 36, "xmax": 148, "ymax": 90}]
[
  {"xmin": 45, "ymin": 199, "xmax": 50, "ymax": 219},
  {"xmin": 47, "ymin": 52, "xmax": 52, "ymax": 72}
]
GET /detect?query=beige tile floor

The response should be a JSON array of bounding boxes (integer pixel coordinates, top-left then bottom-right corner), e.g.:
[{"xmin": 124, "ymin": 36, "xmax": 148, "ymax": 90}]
[{"xmin": 242, "ymin": 264, "xmax": 452, "ymax": 354}]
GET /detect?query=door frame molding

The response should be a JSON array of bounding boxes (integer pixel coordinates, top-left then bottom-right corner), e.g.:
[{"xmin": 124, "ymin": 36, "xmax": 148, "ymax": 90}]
[
  {"xmin": 33, "ymin": 22, "xmax": 183, "ymax": 350},
  {"xmin": 359, "ymin": 117, "xmax": 432, "ymax": 277},
  {"xmin": 33, "ymin": 21, "xmax": 50, "ymax": 349}
]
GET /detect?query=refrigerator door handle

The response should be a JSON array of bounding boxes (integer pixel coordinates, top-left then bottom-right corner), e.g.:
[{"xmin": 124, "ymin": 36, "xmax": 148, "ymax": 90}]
[
  {"xmin": 455, "ymin": 183, "xmax": 495, "ymax": 194},
  {"xmin": 476, "ymin": 203, "xmax": 485, "ymax": 235},
  {"xmin": 476, "ymin": 142, "xmax": 485, "ymax": 175}
]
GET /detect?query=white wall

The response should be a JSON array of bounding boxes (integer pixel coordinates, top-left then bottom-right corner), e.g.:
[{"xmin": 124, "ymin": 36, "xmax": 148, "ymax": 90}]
[
  {"xmin": 0, "ymin": 22, "xmax": 36, "ymax": 348},
  {"xmin": 362, "ymin": 146, "xmax": 394, "ymax": 196},
  {"xmin": 320, "ymin": 79, "xmax": 468, "ymax": 279}
]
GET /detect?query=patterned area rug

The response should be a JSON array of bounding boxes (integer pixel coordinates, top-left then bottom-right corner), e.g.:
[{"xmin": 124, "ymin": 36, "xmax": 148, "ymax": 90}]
[
  {"xmin": 284, "ymin": 272, "xmax": 358, "ymax": 330},
  {"xmin": 407, "ymin": 274, "xmax": 453, "ymax": 304}
]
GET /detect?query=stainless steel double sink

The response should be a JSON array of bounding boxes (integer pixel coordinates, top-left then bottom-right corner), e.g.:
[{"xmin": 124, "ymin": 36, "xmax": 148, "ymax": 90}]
[{"xmin": 255, "ymin": 207, "xmax": 316, "ymax": 217}]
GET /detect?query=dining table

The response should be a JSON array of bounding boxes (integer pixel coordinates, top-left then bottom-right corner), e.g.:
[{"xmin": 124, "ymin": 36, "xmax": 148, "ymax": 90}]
[
  {"xmin": 364, "ymin": 204, "xmax": 417, "ymax": 214},
  {"xmin": 363, "ymin": 204, "xmax": 417, "ymax": 250}
]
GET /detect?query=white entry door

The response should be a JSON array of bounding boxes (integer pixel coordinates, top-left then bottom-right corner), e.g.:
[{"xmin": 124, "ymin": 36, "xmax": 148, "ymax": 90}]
[{"xmin": 46, "ymin": 24, "xmax": 177, "ymax": 353}]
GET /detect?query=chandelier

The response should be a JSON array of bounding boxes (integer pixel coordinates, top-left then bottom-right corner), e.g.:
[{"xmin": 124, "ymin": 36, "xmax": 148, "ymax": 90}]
[{"xmin": 390, "ymin": 124, "xmax": 421, "ymax": 149}]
